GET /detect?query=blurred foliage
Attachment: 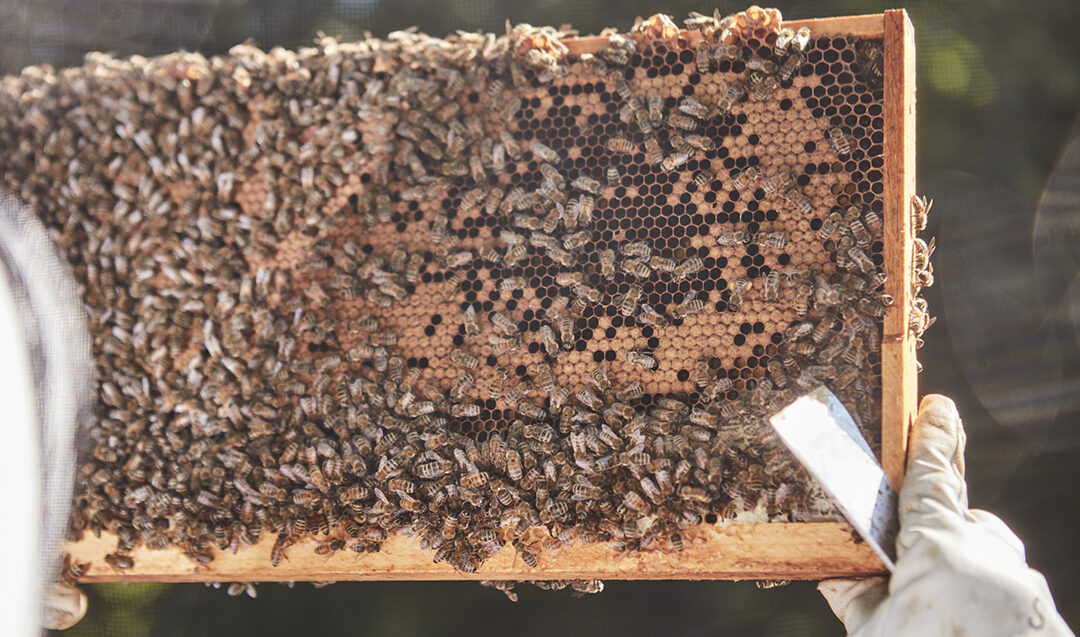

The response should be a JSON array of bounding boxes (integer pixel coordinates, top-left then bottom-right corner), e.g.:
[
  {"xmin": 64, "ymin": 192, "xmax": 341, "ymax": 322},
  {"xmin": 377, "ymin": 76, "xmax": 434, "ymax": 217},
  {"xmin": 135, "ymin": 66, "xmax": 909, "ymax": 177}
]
[{"xmin": 8, "ymin": 0, "xmax": 1074, "ymax": 635}]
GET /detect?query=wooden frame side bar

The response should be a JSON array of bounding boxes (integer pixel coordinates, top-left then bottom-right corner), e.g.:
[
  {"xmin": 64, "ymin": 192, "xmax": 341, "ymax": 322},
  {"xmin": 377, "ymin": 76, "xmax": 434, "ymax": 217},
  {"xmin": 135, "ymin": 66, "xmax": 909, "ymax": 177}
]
[
  {"xmin": 66, "ymin": 523, "xmax": 881, "ymax": 582},
  {"xmin": 881, "ymin": 9, "xmax": 917, "ymax": 490},
  {"xmin": 563, "ymin": 14, "xmax": 883, "ymax": 57}
]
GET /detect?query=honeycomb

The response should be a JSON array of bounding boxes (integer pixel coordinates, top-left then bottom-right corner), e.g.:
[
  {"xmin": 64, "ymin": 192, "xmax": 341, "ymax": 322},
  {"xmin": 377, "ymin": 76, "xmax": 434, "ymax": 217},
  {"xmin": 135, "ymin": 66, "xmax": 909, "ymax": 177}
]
[{"xmin": 0, "ymin": 7, "xmax": 891, "ymax": 577}]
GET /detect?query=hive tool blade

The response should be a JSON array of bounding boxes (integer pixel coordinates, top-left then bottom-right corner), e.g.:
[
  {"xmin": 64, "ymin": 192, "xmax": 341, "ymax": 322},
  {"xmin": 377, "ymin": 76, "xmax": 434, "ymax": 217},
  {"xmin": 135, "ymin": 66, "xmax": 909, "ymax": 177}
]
[{"xmin": 768, "ymin": 386, "xmax": 898, "ymax": 572}]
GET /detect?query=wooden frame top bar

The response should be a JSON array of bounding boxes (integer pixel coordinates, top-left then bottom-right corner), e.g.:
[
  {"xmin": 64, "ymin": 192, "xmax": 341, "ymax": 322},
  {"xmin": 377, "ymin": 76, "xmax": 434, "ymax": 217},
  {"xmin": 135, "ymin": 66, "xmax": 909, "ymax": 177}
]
[{"xmin": 563, "ymin": 14, "xmax": 884, "ymax": 56}]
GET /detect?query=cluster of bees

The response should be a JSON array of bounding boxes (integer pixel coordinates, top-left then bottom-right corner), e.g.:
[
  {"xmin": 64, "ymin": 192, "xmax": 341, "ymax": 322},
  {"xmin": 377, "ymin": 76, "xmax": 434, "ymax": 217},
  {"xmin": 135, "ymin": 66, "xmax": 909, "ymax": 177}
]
[{"xmin": 0, "ymin": 4, "xmax": 931, "ymax": 595}]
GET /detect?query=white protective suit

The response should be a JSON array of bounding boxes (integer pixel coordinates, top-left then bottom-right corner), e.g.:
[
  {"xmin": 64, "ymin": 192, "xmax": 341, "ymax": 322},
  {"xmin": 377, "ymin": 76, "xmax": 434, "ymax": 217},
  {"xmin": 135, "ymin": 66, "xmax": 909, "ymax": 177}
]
[{"xmin": 819, "ymin": 395, "xmax": 1074, "ymax": 636}]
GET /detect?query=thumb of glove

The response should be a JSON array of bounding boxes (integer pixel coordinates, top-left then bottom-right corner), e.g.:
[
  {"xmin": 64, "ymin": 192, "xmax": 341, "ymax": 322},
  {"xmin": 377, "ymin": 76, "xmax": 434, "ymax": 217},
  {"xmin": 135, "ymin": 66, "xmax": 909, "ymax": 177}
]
[
  {"xmin": 818, "ymin": 577, "xmax": 888, "ymax": 633},
  {"xmin": 898, "ymin": 394, "xmax": 970, "ymax": 543}
]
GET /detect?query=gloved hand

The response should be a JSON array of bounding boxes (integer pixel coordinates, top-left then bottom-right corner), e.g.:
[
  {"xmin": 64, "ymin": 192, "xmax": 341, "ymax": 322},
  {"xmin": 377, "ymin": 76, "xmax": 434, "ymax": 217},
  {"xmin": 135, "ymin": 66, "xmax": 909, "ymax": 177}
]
[{"xmin": 818, "ymin": 395, "xmax": 1074, "ymax": 636}]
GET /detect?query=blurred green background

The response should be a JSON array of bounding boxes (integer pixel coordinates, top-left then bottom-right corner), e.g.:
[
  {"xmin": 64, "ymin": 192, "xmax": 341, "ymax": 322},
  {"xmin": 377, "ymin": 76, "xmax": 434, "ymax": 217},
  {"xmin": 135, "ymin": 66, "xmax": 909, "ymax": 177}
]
[{"xmin": 1, "ymin": 0, "xmax": 1077, "ymax": 635}]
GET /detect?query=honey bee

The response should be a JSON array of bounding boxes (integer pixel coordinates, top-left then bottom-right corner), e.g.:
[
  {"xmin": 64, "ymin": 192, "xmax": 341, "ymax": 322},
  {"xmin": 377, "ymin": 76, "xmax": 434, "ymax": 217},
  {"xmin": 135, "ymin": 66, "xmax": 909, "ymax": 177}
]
[
  {"xmin": 450, "ymin": 348, "xmax": 479, "ymax": 369},
  {"xmin": 674, "ymin": 257, "xmax": 704, "ymax": 281},
  {"xmin": 693, "ymin": 359, "xmax": 712, "ymax": 388},
  {"xmin": 415, "ymin": 459, "xmax": 450, "ymax": 479},
  {"xmin": 776, "ymin": 51, "xmax": 804, "ymax": 83},
  {"xmin": 105, "ymin": 553, "xmax": 134, "ymax": 574},
  {"xmin": 638, "ymin": 303, "xmax": 669, "ymax": 327},
  {"xmin": 684, "ymin": 134, "xmax": 716, "ymax": 152},
  {"xmin": 462, "ymin": 304, "xmax": 480, "ymax": 337},
  {"xmin": 591, "ymin": 361, "xmax": 613, "ymax": 392},
  {"xmin": 715, "ymin": 81, "xmax": 745, "ymax": 116},
  {"xmin": 643, "ymin": 136, "xmax": 664, "ymax": 163},
  {"xmin": 734, "ymin": 46, "xmax": 772, "ymax": 69},
  {"xmin": 571, "ymin": 175, "xmax": 603, "ymax": 196},
  {"xmin": 627, "ymin": 350, "xmax": 658, "ymax": 370},
  {"xmin": 558, "ymin": 316, "xmax": 575, "ymax": 348},
  {"xmin": 621, "ymin": 258, "xmax": 652, "ymax": 279},
  {"xmin": 576, "ymin": 388, "xmax": 604, "ymax": 412},
  {"xmin": 485, "ymin": 187, "xmax": 506, "ymax": 216},
  {"xmin": 499, "ymin": 276, "xmax": 527, "ymax": 291},
  {"xmin": 759, "ymin": 230, "xmax": 786, "ymax": 249},
  {"xmin": 450, "ymin": 373, "xmax": 474, "ymax": 401},
  {"xmin": 729, "ymin": 277, "xmax": 752, "ymax": 309},
  {"xmin": 827, "ymin": 126, "xmax": 851, "ymax": 156},
  {"xmin": 490, "ymin": 334, "xmax": 522, "ymax": 356},
  {"xmin": 539, "ymin": 325, "xmax": 560, "ymax": 357},
  {"xmin": 848, "ymin": 246, "xmax": 876, "ymax": 273},
  {"xmin": 733, "ymin": 166, "xmax": 761, "ymax": 193},
  {"xmin": 912, "ymin": 195, "xmax": 932, "ymax": 232},
  {"xmin": 599, "ymin": 249, "xmax": 616, "ymax": 279},
  {"xmin": 514, "ymin": 540, "xmax": 539, "ymax": 568},
  {"xmin": 793, "ymin": 26, "xmax": 812, "ymax": 52},
  {"xmin": 774, "ymin": 27, "xmax": 795, "ymax": 55},
  {"xmin": 692, "ymin": 168, "xmax": 715, "ymax": 187},
  {"xmin": 491, "ymin": 311, "xmax": 519, "ymax": 336},
  {"xmin": 270, "ymin": 534, "xmax": 291, "ymax": 567},
  {"xmin": 624, "ymin": 491, "xmax": 649, "ymax": 512},
  {"xmin": 679, "ymin": 96, "xmax": 712, "ymax": 120},
  {"xmin": 863, "ymin": 209, "xmax": 883, "ymax": 238},
  {"xmin": 784, "ymin": 186, "xmax": 813, "ymax": 215},
  {"xmin": 835, "ymin": 235, "xmax": 855, "ymax": 270},
  {"xmin": 606, "ymin": 135, "xmax": 635, "ymax": 154},
  {"xmin": 764, "ymin": 269, "xmax": 780, "ymax": 303},
  {"xmin": 848, "ymin": 218, "xmax": 871, "ymax": 247},
  {"xmin": 620, "ymin": 241, "xmax": 651, "ymax": 259},
  {"xmin": 695, "ymin": 40, "xmax": 712, "ymax": 74},
  {"xmin": 556, "ymin": 272, "xmax": 583, "ymax": 287},
  {"xmin": 532, "ymin": 142, "xmax": 560, "ymax": 163},
  {"xmin": 667, "ymin": 110, "xmax": 699, "ymax": 132},
  {"xmin": 819, "ymin": 210, "xmax": 843, "ymax": 240},
  {"xmin": 443, "ymin": 274, "xmax": 460, "ymax": 300},
  {"xmin": 606, "ymin": 166, "xmax": 621, "ymax": 185},
  {"xmin": 678, "ymin": 485, "xmax": 709, "ymax": 503},
  {"xmin": 661, "ymin": 151, "xmax": 691, "ymax": 171},
  {"xmin": 506, "ymin": 450, "xmax": 523, "ymax": 481},
  {"xmin": 488, "ymin": 368, "xmax": 509, "ymax": 399},
  {"xmin": 620, "ymin": 283, "xmax": 643, "ymax": 317},
  {"xmin": 451, "ymin": 403, "xmax": 481, "ymax": 418},
  {"xmin": 562, "ymin": 230, "xmax": 590, "ymax": 251},
  {"xmin": 404, "ymin": 253, "xmax": 425, "ymax": 283},
  {"xmin": 714, "ymin": 227, "xmax": 749, "ymax": 248},
  {"xmin": 673, "ymin": 293, "xmax": 705, "ymax": 320},
  {"xmin": 646, "ymin": 93, "xmax": 664, "ymax": 125},
  {"xmin": 762, "ymin": 170, "xmax": 795, "ymax": 195},
  {"xmin": 572, "ymin": 282, "xmax": 602, "ymax": 303},
  {"xmin": 460, "ymin": 470, "xmax": 489, "ymax": 489},
  {"xmin": 609, "ymin": 72, "xmax": 632, "ymax": 99},
  {"xmin": 794, "ymin": 284, "xmax": 812, "ymax": 316}
]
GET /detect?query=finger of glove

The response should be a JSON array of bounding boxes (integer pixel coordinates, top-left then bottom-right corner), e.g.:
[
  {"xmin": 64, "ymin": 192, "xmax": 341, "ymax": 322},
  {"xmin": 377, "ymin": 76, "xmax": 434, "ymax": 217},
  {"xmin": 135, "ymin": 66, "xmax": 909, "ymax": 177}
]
[
  {"xmin": 968, "ymin": 508, "xmax": 1027, "ymax": 562},
  {"xmin": 899, "ymin": 395, "xmax": 969, "ymax": 537},
  {"xmin": 818, "ymin": 577, "xmax": 889, "ymax": 634}
]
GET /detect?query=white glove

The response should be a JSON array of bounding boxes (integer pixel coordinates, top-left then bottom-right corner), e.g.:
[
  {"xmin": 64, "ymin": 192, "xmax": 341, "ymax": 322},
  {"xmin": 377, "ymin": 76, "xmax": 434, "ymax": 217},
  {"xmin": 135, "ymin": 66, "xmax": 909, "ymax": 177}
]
[{"xmin": 819, "ymin": 395, "xmax": 1074, "ymax": 636}]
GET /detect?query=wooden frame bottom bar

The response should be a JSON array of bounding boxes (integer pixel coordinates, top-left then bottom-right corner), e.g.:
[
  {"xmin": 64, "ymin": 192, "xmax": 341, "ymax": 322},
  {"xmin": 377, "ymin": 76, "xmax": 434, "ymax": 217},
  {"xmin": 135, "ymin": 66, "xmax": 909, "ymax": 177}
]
[{"xmin": 66, "ymin": 523, "xmax": 882, "ymax": 582}]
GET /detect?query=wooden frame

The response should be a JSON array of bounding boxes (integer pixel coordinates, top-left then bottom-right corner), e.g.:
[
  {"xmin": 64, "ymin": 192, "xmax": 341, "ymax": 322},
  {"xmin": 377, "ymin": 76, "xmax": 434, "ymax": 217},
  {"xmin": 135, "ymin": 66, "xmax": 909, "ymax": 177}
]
[{"xmin": 65, "ymin": 10, "xmax": 915, "ymax": 583}]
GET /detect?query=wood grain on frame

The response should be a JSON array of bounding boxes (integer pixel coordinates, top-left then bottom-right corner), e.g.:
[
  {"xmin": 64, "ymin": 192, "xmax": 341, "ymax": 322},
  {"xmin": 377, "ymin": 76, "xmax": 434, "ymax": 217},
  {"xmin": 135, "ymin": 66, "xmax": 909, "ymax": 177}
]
[
  {"xmin": 881, "ymin": 9, "xmax": 917, "ymax": 491},
  {"xmin": 68, "ymin": 522, "xmax": 881, "ymax": 582},
  {"xmin": 564, "ymin": 14, "xmax": 884, "ymax": 56}
]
